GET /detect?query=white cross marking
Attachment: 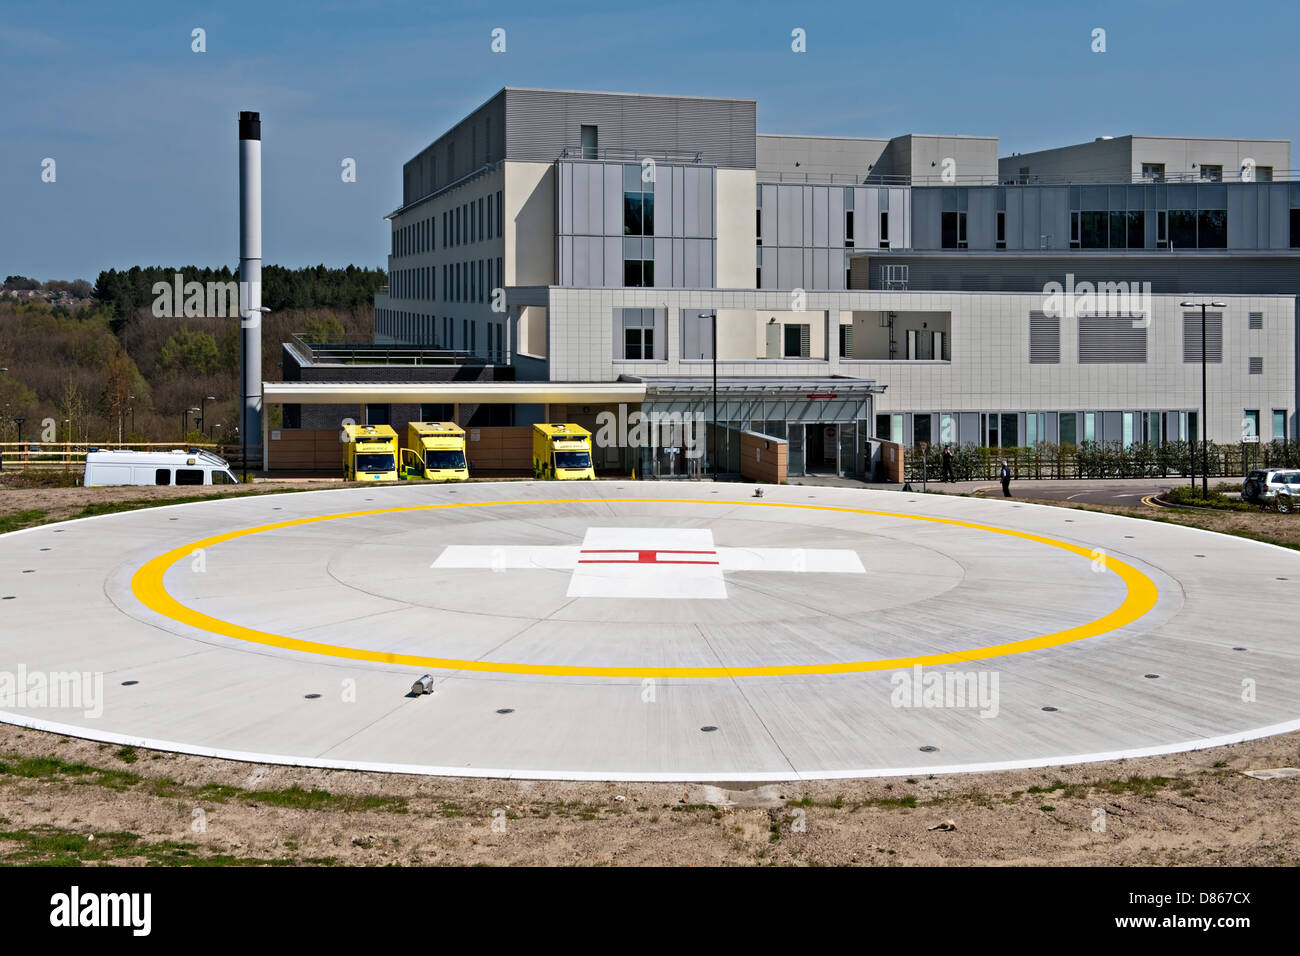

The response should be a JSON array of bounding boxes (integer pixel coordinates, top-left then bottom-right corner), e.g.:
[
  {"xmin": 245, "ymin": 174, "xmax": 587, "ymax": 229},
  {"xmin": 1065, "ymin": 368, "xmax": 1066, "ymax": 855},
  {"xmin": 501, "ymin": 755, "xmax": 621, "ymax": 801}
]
[{"xmin": 430, "ymin": 528, "xmax": 865, "ymax": 600}]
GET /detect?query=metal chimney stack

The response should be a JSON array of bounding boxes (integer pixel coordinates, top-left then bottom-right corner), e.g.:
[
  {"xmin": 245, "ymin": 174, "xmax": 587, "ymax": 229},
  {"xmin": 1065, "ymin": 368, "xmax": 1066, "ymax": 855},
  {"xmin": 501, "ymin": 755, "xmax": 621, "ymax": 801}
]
[{"xmin": 238, "ymin": 110, "xmax": 262, "ymax": 472}]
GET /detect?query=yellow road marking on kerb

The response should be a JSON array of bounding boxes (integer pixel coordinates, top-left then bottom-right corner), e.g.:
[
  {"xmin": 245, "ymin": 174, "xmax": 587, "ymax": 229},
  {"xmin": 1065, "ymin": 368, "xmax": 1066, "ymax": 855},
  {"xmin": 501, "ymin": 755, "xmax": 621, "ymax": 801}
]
[{"xmin": 130, "ymin": 498, "xmax": 1159, "ymax": 678}]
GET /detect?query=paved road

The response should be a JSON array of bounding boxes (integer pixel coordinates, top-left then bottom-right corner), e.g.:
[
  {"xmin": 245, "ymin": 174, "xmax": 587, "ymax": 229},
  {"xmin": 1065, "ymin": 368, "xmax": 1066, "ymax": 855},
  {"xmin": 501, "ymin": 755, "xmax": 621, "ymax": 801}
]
[
  {"xmin": 1, "ymin": 481, "xmax": 1297, "ymax": 780},
  {"xmin": 962, "ymin": 478, "xmax": 1186, "ymax": 506}
]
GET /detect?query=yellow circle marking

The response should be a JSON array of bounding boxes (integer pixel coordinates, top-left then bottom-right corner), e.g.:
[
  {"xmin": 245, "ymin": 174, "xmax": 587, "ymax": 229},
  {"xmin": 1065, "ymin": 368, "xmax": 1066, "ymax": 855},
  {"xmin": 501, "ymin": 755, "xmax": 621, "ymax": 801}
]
[{"xmin": 130, "ymin": 498, "xmax": 1158, "ymax": 677}]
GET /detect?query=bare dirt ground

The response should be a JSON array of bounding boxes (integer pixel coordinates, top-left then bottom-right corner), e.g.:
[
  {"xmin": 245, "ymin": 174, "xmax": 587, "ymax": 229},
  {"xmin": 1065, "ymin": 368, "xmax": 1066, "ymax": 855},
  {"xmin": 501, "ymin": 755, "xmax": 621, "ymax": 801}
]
[
  {"xmin": 1, "ymin": 480, "xmax": 1297, "ymax": 866},
  {"xmin": 0, "ymin": 724, "xmax": 1296, "ymax": 866}
]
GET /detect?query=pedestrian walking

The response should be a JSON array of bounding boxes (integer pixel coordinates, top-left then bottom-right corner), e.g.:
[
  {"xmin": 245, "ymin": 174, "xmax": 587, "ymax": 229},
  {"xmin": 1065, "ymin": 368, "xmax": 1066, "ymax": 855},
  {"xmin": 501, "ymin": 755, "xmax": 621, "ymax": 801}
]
[
  {"xmin": 999, "ymin": 459, "xmax": 1012, "ymax": 497},
  {"xmin": 942, "ymin": 445, "xmax": 954, "ymax": 483}
]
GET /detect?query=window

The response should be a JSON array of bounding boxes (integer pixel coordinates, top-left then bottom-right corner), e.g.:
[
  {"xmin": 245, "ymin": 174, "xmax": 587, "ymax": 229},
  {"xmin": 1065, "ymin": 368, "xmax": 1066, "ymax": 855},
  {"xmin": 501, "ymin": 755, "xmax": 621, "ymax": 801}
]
[
  {"xmin": 757, "ymin": 208, "xmax": 764, "ymax": 245},
  {"xmin": 1125, "ymin": 210, "xmax": 1144, "ymax": 248},
  {"xmin": 1168, "ymin": 210, "xmax": 1196, "ymax": 249},
  {"xmin": 154, "ymin": 468, "xmax": 170, "ymax": 486},
  {"xmin": 497, "ymin": 191, "xmax": 503, "ymax": 236},
  {"xmin": 879, "ymin": 211, "xmax": 889, "ymax": 248},
  {"xmin": 623, "ymin": 258, "xmax": 653, "ymax": 287},
  {"xmin": 1084, "ymin": 413, "xmax": 1096, "ymax": 443},
  {"xmin": 1157, "ymin": 210, "xmax": 1167, "ymax": 245},
  {"xmin": 1243, "ymin": 410, "xmax": 1260, "ymax": 439},
  {"xmin": 1274, "ymin": 410, "xmax": 1288, "ymax": 440},
  {"xmin": 941, "ymin": 211, "xmax": 966, "ymax": 248},
  {"xmin": 212, "ymin": 470, "xmax": 237, "ymax": 484},
  {"xmin": 486, "ymin": 194, "xmax": 493, "ymax": 239},
  {"xmin": 1256, "ymin": 166, "xmax": 1273, "ymax": 182},
  {"xmin": 365, "ymin": 404, "xmax": 390, "ymax": 426},
  {"xmin": 580, "ymin": 124, "xmax": 598, "ymax": 159},
  {"xmin": 1198, "ymin": 209, "xmax": 1227, "ymax": 248},
  {"xmin": 175, "ymin": 468, "xmax": 204, "ymax": 486},
  {"xmin": 1292, "ymin": 209, "xmax": 1300, "ymax": 248},
  {"xmin": 1142, "ymin": 163, "xmax": 1165, "ymax": 183},
  {"xmin": 1199, "ymin": 164, "xmax": 1222, "ymax": 182},
  {"xmin": 478, "ymin": 197, "xmax": 484, "ymax": 241},
  {"xmin": 996, "ymin": 211, "xmax": 1006, "ymax": 248},
  {"xmin": 843, "ymin": 209, "xmax": 852, "ymax": 247},
  {"xmin": 617, "ymin": 309, "xmax": 658, "ymax": 361},
  {"xmin": 1080, "ymin": 211, "xmax": 1108, "ymax": 248},
  {"xmin": 1059, "ymin": 412, "xmax": 1077, "ymax": 447},
  {"xmin": 783, "ymin": 324, "xmax": 810, "ymax": 358},
  {"xmin": 839, "ymin": 323, "xmax": 853, "ymax": 358}
]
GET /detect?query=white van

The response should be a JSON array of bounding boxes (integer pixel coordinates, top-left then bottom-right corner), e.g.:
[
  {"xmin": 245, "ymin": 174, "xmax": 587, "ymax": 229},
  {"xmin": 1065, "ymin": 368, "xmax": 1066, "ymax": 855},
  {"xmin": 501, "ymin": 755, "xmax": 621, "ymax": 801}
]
[{"xmin": 83, "ymin": 449, "xmax": 240, "ymax": 488}]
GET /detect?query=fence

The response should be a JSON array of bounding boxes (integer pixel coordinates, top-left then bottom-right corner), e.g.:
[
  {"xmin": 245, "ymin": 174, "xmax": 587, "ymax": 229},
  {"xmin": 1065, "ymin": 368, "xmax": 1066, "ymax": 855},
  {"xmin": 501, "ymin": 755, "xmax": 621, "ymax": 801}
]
[
  {"xmin": 906, "ymin": 440, "xmax": 1300, "ymax": 483},
  {"xmin": 0, "ymin": 442, "xmax": 225, "ymax": 473}
]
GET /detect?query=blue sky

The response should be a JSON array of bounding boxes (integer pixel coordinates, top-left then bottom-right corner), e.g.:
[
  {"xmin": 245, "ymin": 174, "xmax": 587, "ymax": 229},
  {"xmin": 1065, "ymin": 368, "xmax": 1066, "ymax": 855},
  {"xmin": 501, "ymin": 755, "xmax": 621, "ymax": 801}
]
[{"xmin": 2, "ymin": 0, "xmax": 1296, "ymax": 281}]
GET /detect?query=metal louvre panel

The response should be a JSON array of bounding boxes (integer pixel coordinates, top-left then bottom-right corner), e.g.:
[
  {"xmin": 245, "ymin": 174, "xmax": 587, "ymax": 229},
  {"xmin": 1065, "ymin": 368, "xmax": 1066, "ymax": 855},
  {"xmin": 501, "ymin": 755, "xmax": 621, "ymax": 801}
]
[
  {"xmin": 1249, "ymin": 311, "xmax": 1263, "ymax": 329},
  {"xmin": 1078, "ymin": 314, "xmax": 1148, "ymax": 364},
  {"xmin": 1182, "ymin": 311, "xmax": 1223, "ymax": 363},
  {"xmin": 1028, "ymin": 311, "xmax": 1060, "ymax": 364},
  {"xmin": 1249, "ymin": 356, "xmax": 1264, "ymax": 374}
]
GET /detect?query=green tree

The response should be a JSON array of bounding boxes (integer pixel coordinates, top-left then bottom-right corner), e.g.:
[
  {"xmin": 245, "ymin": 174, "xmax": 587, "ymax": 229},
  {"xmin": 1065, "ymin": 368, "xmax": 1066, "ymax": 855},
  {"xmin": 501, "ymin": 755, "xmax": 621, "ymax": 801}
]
[{"xmin": 159, "ymin": 328, "xmax": 220, "ymax": 375}]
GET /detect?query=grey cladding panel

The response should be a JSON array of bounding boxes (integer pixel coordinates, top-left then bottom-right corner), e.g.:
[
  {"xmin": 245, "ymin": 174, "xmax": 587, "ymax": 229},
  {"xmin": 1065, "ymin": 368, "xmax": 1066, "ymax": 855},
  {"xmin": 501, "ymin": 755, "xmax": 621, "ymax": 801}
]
[{"xmin": 503, "ymin": 89, "xmax": 757, "ymax": 168}]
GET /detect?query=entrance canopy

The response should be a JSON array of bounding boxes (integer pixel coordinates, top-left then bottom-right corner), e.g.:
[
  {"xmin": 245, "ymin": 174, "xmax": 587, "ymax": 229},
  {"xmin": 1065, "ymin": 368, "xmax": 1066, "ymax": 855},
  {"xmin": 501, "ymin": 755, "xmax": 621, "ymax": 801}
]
[{"xmin": 635, "ymin": 376, "xmax": 883, "ymax": 424}]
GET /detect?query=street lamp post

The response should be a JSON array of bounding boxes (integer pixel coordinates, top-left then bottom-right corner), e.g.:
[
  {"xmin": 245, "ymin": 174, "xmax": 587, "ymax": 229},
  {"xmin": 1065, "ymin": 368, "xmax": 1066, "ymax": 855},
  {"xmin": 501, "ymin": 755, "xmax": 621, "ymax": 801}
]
[
  {"xmin": 200, "ymin": 395, "xmax": 216, "ymax": 438},
  {"xmin": 1180, "ymin": 300, "xmax": 1226, "ymax": 499}
]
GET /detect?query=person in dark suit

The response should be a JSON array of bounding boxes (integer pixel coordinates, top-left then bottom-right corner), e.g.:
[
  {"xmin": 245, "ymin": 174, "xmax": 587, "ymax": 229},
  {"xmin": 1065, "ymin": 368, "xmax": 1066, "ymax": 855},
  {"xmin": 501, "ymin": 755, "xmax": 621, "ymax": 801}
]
[
  {"xmin": 942, "ymin": 445, "xmax": 954, "ymax": 483},
  {"xmin": 999, "ymin": 459, "xmax": 1012, "ymax": 497}
]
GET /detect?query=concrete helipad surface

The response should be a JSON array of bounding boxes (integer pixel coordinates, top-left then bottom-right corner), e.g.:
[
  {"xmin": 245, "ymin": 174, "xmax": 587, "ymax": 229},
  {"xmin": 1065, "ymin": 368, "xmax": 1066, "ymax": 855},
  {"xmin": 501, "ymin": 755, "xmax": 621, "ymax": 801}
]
[{"xmin": 1, "ymin": 482, "xmax": 1298, "ymax": 781}]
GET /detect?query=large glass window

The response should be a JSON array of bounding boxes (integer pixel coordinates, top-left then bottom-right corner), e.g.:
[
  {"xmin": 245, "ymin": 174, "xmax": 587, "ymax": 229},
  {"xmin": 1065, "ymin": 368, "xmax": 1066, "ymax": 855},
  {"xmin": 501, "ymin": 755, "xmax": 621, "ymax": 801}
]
[
  {"xmin": 941, "ymin": 211, "xmax": 967, "ymax": 248},
  {"xmin": 1080, "ymin": 211, "xmax": 1108, "ymax": 248},
  {"xmin": 1168, "ymin": 210, "xmax": 1197, "ymax": 249},
  {"xmin": 1060, "ymin": 412, "xmax": 1077, "ymax": 447},
  {"xmin": 1198, "ymin": 209, "xmax": 1227, "ymax": 248}
]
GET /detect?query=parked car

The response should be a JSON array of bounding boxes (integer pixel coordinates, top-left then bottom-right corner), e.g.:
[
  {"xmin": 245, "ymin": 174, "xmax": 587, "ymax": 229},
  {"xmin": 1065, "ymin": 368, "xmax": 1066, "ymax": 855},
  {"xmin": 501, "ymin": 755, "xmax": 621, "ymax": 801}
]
[{"xmin": 1242, "ymin": 468, "xmax": 1300, "ymax": 512}]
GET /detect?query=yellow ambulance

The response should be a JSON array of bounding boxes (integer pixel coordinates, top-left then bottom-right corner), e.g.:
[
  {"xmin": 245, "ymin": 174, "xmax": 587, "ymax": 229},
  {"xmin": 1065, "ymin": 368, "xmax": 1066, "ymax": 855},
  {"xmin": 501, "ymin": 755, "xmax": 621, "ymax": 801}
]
[
  {"xmin": 403, "ymin": 421, "xmax": 469, "ymax": 481},
  {"xmin": 532, "ymin": 423, "xmax": 595, "ymax": 480},
  {"xmin": 342, "ymin": 424, "xmax": 399, "ymax": 482}
]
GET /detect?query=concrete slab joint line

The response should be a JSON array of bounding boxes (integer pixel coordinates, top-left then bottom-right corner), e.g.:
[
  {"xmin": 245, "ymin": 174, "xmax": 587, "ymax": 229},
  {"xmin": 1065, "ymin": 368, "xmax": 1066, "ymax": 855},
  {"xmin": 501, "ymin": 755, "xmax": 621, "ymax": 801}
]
[{"xmin": 0, "ymin": 482, "xmax": 1297, "ymax": 781}]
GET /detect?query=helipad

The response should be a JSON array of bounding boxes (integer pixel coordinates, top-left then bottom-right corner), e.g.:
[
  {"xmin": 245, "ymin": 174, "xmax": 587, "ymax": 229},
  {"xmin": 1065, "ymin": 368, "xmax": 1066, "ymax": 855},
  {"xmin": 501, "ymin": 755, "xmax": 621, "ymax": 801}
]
[{"xmin": 1, "ymin": 482, "xmax": 1298, "ymax": 781}]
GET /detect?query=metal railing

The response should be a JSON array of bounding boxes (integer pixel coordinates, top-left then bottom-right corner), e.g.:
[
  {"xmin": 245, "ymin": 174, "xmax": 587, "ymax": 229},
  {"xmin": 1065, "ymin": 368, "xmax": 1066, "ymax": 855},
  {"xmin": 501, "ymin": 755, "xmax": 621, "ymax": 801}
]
[
  {"xmin": 758, "ymin": 169, "xmax": 1298, "ymax": 187},
  {"xmin": 290, "ymin": 333, "xmax": 486, "ymax": 367},
  {"xmin": 560, "ymin": 147, "xmax": 706, "ymax": 164},
  {"xmin": 0, "ymin": 442, "xmax": 224, "ymax": 472}
]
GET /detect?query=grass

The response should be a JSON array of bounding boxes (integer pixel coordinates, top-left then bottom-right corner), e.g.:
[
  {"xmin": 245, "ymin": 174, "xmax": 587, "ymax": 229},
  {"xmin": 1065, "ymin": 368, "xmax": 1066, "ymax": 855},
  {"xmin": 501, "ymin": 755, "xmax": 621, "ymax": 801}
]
[
  {"xmin": 73, "ymin": 487, "xmax": 298, "ymax": 519},
  {"xmin": 1162, "ymin": 486, "xmax": 1264, "ymax": 512},
  {"xmin": 0, "ymin": 509, "xmax": 48, "ymax": 535},
  {"xmin": 0, "ymin": 824, "xmax": 335, "ymax": 866},
  {"xmin": 0, "ymin": 752, "xmax": 407, "ymax": 812}
]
